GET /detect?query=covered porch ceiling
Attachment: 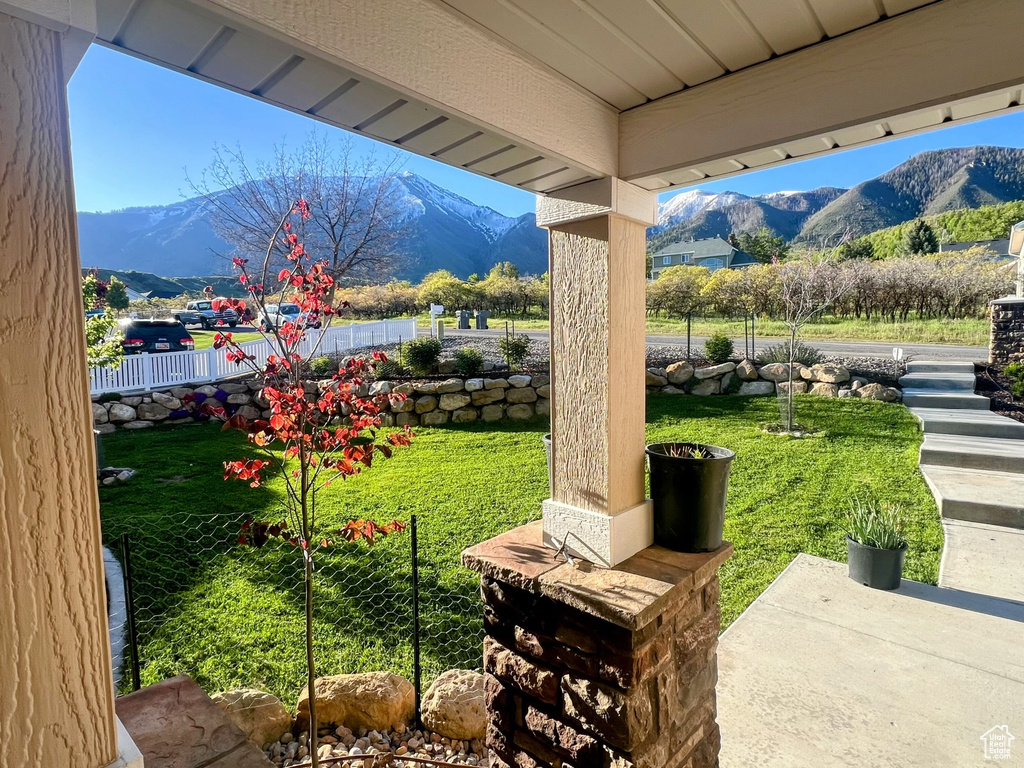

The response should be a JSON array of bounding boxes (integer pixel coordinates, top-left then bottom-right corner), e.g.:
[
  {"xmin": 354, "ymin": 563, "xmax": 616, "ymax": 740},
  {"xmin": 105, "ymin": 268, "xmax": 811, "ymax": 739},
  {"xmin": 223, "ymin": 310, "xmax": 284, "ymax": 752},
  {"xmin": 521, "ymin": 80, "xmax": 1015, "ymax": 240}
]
[{"xmin": 93, "ymin": 0, "xmax": 1024, "ymax": 195}]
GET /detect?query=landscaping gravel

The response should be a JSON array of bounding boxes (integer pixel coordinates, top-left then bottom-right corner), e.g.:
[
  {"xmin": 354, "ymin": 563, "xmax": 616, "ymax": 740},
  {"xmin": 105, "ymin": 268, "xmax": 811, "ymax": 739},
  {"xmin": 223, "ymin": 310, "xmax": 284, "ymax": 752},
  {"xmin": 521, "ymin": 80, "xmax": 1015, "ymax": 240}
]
[{"xmin": 265, "ymin": 724, "xmax": 488, "ymax": 767}]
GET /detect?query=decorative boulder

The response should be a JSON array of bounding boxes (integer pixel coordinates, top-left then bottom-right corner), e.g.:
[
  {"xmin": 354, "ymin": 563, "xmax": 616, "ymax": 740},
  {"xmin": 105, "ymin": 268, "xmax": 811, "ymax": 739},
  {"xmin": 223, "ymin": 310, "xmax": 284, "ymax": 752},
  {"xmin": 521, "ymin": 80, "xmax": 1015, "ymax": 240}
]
[
  {"xmin": 536, "ymin": 384, "xmax": 551, "ymax": 398},
  {"xmin": 395, "ymin": 412, "xmax": 419, "ymax": 427},
  {"xmin": 392, "ymin": 382, "xmax": 415, "ymax": 396},
  {"xmin": 226, "ymin": 393, "xmax": 251, "ymax": 405},
  {"xmin": 507, "ymin": 375, "xmax": 532, "ymax": 388},
  {"xmin": 480, "ymin": 404, "xmax": 505, "ymax": 421},
  {"xmin": 369, "ymin": 381, "xmax": 391, "ymax": 396},
  {"xmin": 120, "ymin": 396, "xmax": 143, "ymax": 408},
  {"xmin": 465, "ymin": 378, "xmax": 485, "ymax": 392},
  {"xmin": 661, "ymin": 385, "xmax": 686, "ymax": 395},
  {"xmin": 738, "ymin": 380, "xmax": 774, "ymax": 396},
  {"xmin": 151, "ymin": 391, "xmax": 182, "ymax": 410},
  {"xmin": 219, "ymin": 382, "xmax": 250, "ymax": 394},
  {"xmin": 295, "ymin": 672, "xmax": 414, "ymax": 732},
  {"xmin": 808, "ymin": 364, "xmax": 850, "ymax": 384},
  {"xmin": 390, "ymin": 395, "xmax": 415, "ymax": 413},
  {"xmin": 122, "ymin": 420, "xmax": 154, "ymax": 430},
  {"xmin": 439, "ymin": 393, "xmax": 472, "ymax": 411},
  {"xmin": 695, "ymin": 362, "xmax": 735, "ymax": 380},
  {"xmin": 436, "ymin": 378, "xmax": 465, "ymax": 394},
  {"xmin": 810, "ymin": 382, "xmax": 839, "ymax": 398},
  {"xmin": 777, "ymin": 380, "xmax": 808, "ymax": 395},
  {"xmin": 108, "ymin": 403, "xmax": 137, "ymax": 423},
  {"xmin": 758, "ymin": 363, "xmax": 808, "ymax": 382},
  {"xmin": 437, "ymin": 359, "xmax": 457, "ymax": 374},
  {"xmin": 452, "ymin": 408, "xmax": 478, "ymax": 423},
  {"xmin": 136, "ymin": 402, "xmax": 171, "ymax": 421},
  {"xmin": 690, "ymin": 379, "xmax": 721, "ymax": 396},
  {"xmin": 415, "ymin": 381, "xmax": 439, "ymax": 395},
  {"xmin": 194, "ymin": 385, "xmax": 220, "ymax": 397},
  {"xmin": 472, "ymin": 388, "xmax": 505, "ymax": 406},
  {"xmin": 236, "ymin": 405, "xmax": 262, "ymax": 420},
  {"xmin": 532, "ymin": 374, "xmax": 550, "ymax": 388},
  {"xmin": 506, "ymin": 387, "xmax": 538, "ymax": 404},
  {"xmin": 211, "ymin": 688, "xmax": 292, "ymax": 748},
  {"xmin": 415, "ymin": 396, "xmax": 439, "ymax": 414},
  {"xmin": 506, "ymin": 404, "xmax": 535, "ymax": 420},
  {"xmin": 857, "ymin": 383, "xmax": 900, "ymax": 402},
  {"xmin": 735, "ymin": 360, "xmax": 758, "ymax": 381},
  {"xmin": 169, "ymin": 387, "xmax": 193, "ymax": 399},
  {"xmin": 92, "ymin": 402, "xmax": 109, "ymax": 424},
  {"xmin": 535, "ymin": 398, "xmax": 550, "ymax": 416},
  {"xmin": 645, "ymin": 369, "xmax": 669, "ymax": 387},
  {"xmin": 484, "ymin": 378, "xmax": 509, "ymax": 390},
  {"xmin": 421, "ymin": 670, "xmax": 486, "ymax": 741},
  {"xmin": 666, "ymin": 361, "xmax": 694, "ymax": 385},
  {"xmin": 422, "ymin": 411, "xmax": 449, "ymax": 426}
]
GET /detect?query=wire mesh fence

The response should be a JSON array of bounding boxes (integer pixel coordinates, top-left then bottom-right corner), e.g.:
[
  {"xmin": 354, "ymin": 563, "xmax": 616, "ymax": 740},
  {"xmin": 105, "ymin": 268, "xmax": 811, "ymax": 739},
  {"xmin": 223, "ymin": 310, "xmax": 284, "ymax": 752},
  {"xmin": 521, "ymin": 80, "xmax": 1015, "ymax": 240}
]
[{"xmin": 101, "ymin": 509, "xmax": 484, "ymax": 714}]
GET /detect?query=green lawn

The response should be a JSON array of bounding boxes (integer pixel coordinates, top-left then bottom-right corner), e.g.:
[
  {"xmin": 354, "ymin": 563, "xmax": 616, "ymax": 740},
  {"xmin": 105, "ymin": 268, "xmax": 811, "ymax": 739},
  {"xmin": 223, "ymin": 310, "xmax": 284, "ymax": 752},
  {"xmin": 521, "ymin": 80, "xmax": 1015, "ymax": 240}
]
[
  {"xmin": 415, "ymin": 313, "xmax": 989, "ymax": 346},
  {"xmin": 189, "ymin": 328, "xmax": 263, "ymax": 349},
  {"xmin": 99, "ymin": 395, "xmax": 941, "ymax": 706}
]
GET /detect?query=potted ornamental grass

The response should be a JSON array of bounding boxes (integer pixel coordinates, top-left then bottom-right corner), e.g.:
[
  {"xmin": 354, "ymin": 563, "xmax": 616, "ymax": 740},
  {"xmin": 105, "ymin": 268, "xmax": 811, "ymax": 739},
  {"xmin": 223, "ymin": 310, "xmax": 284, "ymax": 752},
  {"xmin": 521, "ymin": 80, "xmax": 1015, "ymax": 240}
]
[
  {"xmin": 645, "ymin": 442, "xmax": 735, "ymax": 552},
  {"xmin": 846, "ymin": 499, "xmax": 908, "ymax": 590}
]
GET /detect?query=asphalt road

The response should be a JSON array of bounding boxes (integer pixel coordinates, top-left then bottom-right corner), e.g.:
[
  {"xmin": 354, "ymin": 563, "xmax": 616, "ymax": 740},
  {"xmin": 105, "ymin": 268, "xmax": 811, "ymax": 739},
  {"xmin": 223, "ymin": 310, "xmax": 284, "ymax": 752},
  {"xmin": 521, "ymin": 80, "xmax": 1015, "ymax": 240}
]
[{"xmin": 427, "ymin": 327, "xmax": 988, "ymax": 362}]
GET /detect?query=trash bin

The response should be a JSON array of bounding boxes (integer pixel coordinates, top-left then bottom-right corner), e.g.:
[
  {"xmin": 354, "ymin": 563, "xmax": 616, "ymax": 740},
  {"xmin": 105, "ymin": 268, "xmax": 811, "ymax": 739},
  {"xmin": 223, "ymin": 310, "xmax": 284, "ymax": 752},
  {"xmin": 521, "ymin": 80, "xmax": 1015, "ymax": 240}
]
[
  {"xmin": 475, "ymin": 310, "xmax": 491, "ymax": 330},
  {"xmin": 455, "ymin": 310, "xmax": 471, "ymax": 330}
]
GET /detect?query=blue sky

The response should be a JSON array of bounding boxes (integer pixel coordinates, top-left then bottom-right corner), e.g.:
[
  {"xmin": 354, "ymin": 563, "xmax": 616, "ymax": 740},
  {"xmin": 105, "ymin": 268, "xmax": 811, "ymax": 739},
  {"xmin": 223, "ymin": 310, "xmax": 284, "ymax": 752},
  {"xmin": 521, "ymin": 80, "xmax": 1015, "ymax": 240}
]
[{"xmin": 69, "ymin": 44, "xmax": 1024, "ymax": 216}]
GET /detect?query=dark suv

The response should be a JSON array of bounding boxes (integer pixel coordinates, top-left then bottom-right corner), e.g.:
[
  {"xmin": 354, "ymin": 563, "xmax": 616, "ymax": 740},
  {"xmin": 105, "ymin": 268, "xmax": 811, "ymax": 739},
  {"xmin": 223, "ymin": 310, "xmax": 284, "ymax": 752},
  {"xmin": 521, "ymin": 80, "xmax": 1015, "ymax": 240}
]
[{"xmin": 119, "ymin": 319, "xmax": 195, "ymax": 354}]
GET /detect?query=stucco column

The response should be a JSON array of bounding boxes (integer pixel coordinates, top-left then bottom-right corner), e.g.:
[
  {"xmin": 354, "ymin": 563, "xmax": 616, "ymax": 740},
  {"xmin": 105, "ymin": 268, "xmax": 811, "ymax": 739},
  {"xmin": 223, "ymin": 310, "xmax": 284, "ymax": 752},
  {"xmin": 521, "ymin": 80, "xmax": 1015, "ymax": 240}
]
[
  {"xmin": 537, "ymin": 178, "xmax": 657, "ymax": 567},
  {"xmin": 0, "ymin": 9, "xmax": 120, "ymax": 768}
]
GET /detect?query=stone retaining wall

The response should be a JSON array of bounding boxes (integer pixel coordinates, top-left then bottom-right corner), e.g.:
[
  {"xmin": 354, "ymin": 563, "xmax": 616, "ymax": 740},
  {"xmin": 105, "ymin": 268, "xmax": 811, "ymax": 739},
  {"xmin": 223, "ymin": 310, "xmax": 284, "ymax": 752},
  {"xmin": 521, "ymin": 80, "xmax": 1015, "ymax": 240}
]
[
  {"xmin": 990, "ymin": 297, "xmax": 1024, "ymax": 365},
  {"xmin": 91, "ymin": 361, "xmax": 901, "ymax": 433}
]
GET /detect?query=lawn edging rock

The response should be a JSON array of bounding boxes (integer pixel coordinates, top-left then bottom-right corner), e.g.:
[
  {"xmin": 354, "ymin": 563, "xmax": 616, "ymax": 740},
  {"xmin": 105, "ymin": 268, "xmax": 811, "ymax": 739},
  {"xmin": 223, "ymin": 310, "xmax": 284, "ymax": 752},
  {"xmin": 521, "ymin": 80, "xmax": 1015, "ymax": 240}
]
[
  {"xmin": 420, "ymin": 669, "xmax": 486, "ymax": 740},
  {"xmin": 295, "ymin": 672, "xmax": 415, "ymax": 732},
  {"xmin": 210, "ymin": 688, "xmax": 292, "ymax": 749}
]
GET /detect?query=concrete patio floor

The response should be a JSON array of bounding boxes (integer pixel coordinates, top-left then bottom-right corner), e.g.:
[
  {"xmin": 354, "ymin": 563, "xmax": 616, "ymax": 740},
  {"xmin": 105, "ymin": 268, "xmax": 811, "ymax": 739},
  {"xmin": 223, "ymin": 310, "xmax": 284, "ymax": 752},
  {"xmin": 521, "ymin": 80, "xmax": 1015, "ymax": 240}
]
[{"xmin": 717, "ymin": 554, "xmax": 1024, "ymax": 767}]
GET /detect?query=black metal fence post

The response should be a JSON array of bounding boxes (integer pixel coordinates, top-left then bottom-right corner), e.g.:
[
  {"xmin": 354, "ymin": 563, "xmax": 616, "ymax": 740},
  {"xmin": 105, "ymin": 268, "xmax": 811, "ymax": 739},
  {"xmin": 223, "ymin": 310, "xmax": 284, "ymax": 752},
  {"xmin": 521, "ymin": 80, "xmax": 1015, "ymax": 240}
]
[
  {"xmin": 121, "ymin": 533, "xmax": 142, "ymax": 692},
  {"xmin": 411, "ymin": 515, "xmax": 422, "ymax": 729},
  {"xmin": 687, "ymin": 314, "xmax": 692, "ymax": 360}
]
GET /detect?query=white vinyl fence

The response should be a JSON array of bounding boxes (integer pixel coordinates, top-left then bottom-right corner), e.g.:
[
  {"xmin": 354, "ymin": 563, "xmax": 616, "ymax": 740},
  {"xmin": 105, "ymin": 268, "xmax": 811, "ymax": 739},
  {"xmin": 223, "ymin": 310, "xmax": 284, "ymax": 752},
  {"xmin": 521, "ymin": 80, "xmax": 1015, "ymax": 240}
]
[{"xmin": 89, "ymin": 318, "xmax": 417, "ymax": 395}]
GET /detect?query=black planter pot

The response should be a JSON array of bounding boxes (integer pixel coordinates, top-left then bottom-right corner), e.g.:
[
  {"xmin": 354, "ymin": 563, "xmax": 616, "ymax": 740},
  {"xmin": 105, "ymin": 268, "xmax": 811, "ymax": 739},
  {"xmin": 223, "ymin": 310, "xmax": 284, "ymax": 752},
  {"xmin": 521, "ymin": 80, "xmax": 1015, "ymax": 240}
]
[
  {"xmin": 846, "ymin": 536, "xmax": 907, "ymax": 590},
  {"xmin": 645, "ymin": 443, "xmax": 734, "ymax": 553}
]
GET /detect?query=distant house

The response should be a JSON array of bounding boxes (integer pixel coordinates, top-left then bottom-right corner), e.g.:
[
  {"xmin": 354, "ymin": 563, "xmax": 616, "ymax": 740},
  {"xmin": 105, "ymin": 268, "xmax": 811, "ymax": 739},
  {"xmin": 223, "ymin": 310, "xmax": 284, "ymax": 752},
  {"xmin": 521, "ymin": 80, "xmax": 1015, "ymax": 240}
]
[
  {"xmin": 649, "ymin": 236, "xmax": 757, "ymax": 280},
  {"xmin": 124, "ymin": 286, "xmax": 153, "ymax": 302}
]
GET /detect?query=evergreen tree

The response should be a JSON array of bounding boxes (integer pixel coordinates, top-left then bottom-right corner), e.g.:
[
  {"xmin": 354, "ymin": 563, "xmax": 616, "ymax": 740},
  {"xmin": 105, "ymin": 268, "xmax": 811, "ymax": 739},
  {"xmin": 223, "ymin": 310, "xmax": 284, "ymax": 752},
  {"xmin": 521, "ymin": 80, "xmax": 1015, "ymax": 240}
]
[
  {"xmin": 734, "ymin": 227, "xmax": 790, "ymax": 263},
  {"xmin": 902, "ymin": 219, "xmax": 939, "ymax": 255}
]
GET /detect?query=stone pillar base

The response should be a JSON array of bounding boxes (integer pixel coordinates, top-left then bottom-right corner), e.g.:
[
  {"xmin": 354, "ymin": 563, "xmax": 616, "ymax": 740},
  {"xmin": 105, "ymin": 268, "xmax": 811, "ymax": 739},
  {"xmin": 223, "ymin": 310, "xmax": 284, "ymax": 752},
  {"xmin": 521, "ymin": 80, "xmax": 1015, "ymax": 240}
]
[
  {"xmin": 989, "ymin": 296, "xmax": 1024, "ymax": 365},
  {"xmin": 463, "ymin": 522, "xmax": 732, "ymax": 768}
]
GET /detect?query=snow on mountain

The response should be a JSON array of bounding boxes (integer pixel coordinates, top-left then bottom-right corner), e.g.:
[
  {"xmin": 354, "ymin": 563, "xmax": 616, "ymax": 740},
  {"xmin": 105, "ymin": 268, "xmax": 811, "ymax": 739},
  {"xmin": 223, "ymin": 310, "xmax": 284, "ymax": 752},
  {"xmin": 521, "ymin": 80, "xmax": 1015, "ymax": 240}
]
[
  {"xmin": 397, "ymin": 171, "xmax": 516, "ymax": 242},
  {"xmin": 656, "ymin": 189, "xmax": 750, "ymax": 227}
]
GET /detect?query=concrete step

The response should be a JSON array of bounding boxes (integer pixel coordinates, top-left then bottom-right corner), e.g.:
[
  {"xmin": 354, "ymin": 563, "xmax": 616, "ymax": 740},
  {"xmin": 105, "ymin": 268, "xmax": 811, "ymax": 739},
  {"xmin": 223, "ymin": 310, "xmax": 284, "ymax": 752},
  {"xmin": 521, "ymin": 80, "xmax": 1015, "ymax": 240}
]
[
  {"xmin": 939, "ymin": 520, "xmax": 1024, "ymax": 603},
  {"xmin": 920, "ymin": 464, "xmax": 1024, "ymax": 529},
  {"xmin": 921, "ymin": 434, "xmax": 1024, "ymax": 474},
  {"xmin": 911, "ymin": 408, "xmax": 1024, "ymax": 440},
  {"xmin": 898, "ymin": 372, "xmax": 976, "ymax": 391},
  {"xmin": 902, "ymin": 389, "xmax": 990, "ymax": 410},
  {"xmin": 906, "ymin": 361, "xmax": 976, "ymax": 374}
]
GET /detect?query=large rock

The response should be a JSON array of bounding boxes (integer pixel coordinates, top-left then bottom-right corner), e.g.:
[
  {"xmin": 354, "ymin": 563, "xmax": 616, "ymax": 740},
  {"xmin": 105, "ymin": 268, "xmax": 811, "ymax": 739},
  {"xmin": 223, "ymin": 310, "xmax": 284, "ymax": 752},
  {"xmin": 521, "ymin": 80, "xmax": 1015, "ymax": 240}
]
[
  {"xmin": 236, "ymin": 405, "xmax": 262, "ymax": 421},
  {"xmin": 857, "ymin": 382, "xmax": 900, "ymax": 402},
  {"xmin": 211, "ymin": 688, "xmax": 292, "ymax": 748},
  {"xmin": 738, "ymin": 380, "xmax": 774, "ymax": 396},
  {"xmin": 415, "ymin": 395, "xmax": 439, "ymax": 414},
  {"xmin": 421, "ymin": 411, "xmax": 449, "ymax": 426},
  {"xmin": 169, "ymin": 387, "xmax": 194, "ymax": 399},
  {"xmin": 226, "ymin": 393, "xmax": 251, "ymax": 405},
  {"xmin": 151, "ymin": 391, "xmax": 182, "ymax": 410},
  {"xmin": 123, "ymin": 420, "xmax": 154, "ymax": 430},
  {"xmin": 137, "ymin": 402, "xmax": 171, "ymax": 421},
  {"xmin": 506, "ymin": 404, "xmax": 535, "ymax": 420},
  {"xmin": 695, "ymin": 362, "xmax": 735, "ymax": 380},
  {"xmin": 92, "ymin": 402, "xmax": 109, "ymax": 424},
  {"xmin": 414, "ymin": 381, "xmax": 439, "ymax": 395},
  {"xmin": 645, "ymin": 369, "xmax": 668, "ymax": 387},
  {"xmin": 532, "ymin": 374, "xmax": 550, "ymax": 388},
  {"xmin": 295, "ymin": 672, "xmax": 415, "ymax": 732},
  {"xmin": 369, "ymin": 380, "xmax": 391, "ymax": 396},
  {"xmin": 452, "ymin": 408, "xmax": 478, "ymax": 423},
  {"xmin": 484, "ymin": 378, "xmax": 509, "ymax": 390},
  {"xmin": 94, "ymin": 423, "xmax": 116, "ymax": 434},
  {"xmin": 439, "ymin": 393, "xmax": 472, "ymax": 411},
  {"xmin": 809, "ymin": 382, "xmax": 839, "ymax": 398},
  {"xmin": 437, "ymin": 359, "xmax": 457, "ymax": 374},
  {"xmin": 735, "ymin": 360, "xmax": 758, "ymax": 381},
  {"xmin": 666, "ymin": 361, "xmax": 694, "ymax": 385},
  {"xmin": 395, "ymin": 412, "xmax": 419, "ymax": 427},
  {"xmin": 472, "ymin": 388, "xmax": 506, "ymax": 406},
  {"xmin": 508, "ymin": 375, "xmax": 532, "ymax": 388},
  {"xmin": 777, "ymin": 380, "xmax": 808, "ymax": 395},
  {"xmin": 535, "ymin": 398, "xmax": 550, "ymax": 416},
  {"xmin": 194, "ymin": 385, "xmax": 220, "ymax": 397},
  {"xmin": 536, "ymin": 384, "xmax": 551, "ymax": 398},
  {"xmin": 421, "ymin": 670, "xmax": 486, "ymax": 741},
  {"xmin": 480, "ymin": 404, "xmax": 505, "ymax": 421},
  {"xmin": 219, "ymin": 382, "xmax": 250, "ymax": 394},
  {"xmin": 392, "ymin": 382, "xmax": 415, "ymax": 396},
  {"xmin": 436, "ymin": 378, "xmax": 465, "ymax": 394},
  {"xmin": 108, "ymin": 403, "xmax": 137, "ymax": 423},
  {"xmin": 506, "ymin": 387, "xmax": 538, "ymax": 404},
  {"xmin": 806, "ymin": 364, "xmax": 850, "ymax": 384},
  {"xmin": 464, "ymin": 378, "xmax": 484, "ymax": 392},
  {"xmin": 120, "ymin": 396, "xmax": 143, "ymax": 407},
  {"xmin": 390, "ymin": 395, "xmax": 415, "ymax": 413},
  {"xmin": 690, "ymin": 379, "xmax": 721, "ymax": 396},
  {"xmin": 758, "ymin": 362, "xmax": 808, "ymax": 382}
]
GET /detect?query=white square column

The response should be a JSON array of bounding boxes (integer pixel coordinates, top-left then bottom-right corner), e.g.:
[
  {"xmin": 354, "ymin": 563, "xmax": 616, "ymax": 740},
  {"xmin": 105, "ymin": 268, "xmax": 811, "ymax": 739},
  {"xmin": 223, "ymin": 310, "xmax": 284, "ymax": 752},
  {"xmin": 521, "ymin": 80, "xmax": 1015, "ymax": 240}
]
[{"xmin": 537, "ymin": 178, "xmax": 657, "ymax": 567}]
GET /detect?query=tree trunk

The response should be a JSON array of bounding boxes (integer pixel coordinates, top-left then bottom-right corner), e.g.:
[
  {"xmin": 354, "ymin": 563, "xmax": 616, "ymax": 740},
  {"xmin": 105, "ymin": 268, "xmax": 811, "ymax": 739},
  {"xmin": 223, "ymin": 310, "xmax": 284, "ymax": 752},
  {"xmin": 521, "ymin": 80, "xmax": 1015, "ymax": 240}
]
[
  {"xmin": 787, "ymin": 327, "xmax": 797, "ymax": 431},
  {"xmin": 305, "ymin": 551, "xmax": 318, "ymax": 767}
]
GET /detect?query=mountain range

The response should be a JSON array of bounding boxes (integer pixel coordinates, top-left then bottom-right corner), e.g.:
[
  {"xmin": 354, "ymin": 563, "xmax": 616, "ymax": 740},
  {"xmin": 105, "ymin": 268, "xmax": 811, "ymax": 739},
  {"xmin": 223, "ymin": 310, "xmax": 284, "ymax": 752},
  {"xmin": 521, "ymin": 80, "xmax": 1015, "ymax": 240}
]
[{"xmin": 77, "ymin": 146, "xmax": 1024, "ymax": 282}]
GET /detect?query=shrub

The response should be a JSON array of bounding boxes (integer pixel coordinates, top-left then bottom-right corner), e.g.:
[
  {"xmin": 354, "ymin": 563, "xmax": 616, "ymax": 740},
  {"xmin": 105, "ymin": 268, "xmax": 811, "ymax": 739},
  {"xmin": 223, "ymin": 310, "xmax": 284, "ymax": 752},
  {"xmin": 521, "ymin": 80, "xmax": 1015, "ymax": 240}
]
[
  {"xmin": 308, "ymin": 356, "xmax": 337, "ymax": 378},
  {"xmin": 704, "ymin": 332, "xmax": 734, "ymax": 364},
  {"xmin": 374, "ymin": 357, "xmax": 406, "ymax": 380},
  {"xmin": 498, "ymin": 334, "xmax": 532, "ymax": 370},
  {"xmin": 404, "ymin": 337, "xmax": 443, "ymax": 375},
  {"xmin": 847, "ymin": 499, "xmax": 907, "ymax": 550},
  {"xmin": 453, "ymin": 346, "xmax": 484, "ymax": 376},
  {"xmin": 1006, "ymin": 361, "xmax": 1024, "ymax": 399},
  {"xmin": 756, "ymin": 341, "xmax": 824, "ymax": 367}
]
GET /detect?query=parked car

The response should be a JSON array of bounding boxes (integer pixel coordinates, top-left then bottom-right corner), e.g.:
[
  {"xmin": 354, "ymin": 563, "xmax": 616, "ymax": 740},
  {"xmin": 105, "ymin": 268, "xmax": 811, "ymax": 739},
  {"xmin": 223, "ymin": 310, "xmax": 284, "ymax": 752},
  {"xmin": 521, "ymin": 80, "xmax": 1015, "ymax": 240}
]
[
  {"xmin": 171, "ymin": 308, "xmax": 206, "ymax": 328},
  {"xmin": 85, "ymin": 307, "xmax": 107, "ymax": 320},
  {"xmin": 184, "ymin": 299, "xmax": 238, "ymax": 329},
  {"xmin": 257, "ymin": 302, "xmax": 321, "ymax": 331},
  {"xmin": 117, "ymin": 319, "xmax": 195, "ymax": 354}
]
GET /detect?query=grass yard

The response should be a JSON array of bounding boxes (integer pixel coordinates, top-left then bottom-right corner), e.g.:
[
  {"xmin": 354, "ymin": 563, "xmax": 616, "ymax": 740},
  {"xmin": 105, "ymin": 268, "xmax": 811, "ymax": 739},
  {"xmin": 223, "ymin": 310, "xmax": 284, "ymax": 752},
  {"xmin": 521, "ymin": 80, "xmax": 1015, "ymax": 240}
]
[
  {"xmin": 99, "ymin": 395, "xmax": 941, "ymax": 706},
  {"xmin": 415, "ymin": 313, "xmax": 989, "ymax": 346},
  {"xmin": 189, "ymin": 328, "xmax": 263, "ymax": 349}
]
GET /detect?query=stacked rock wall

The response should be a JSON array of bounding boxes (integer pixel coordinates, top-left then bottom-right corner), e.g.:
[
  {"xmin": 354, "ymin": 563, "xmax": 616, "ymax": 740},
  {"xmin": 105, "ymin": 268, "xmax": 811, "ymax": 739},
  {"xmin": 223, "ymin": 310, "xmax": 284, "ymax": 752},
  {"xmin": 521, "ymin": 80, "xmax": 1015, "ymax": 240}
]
[{"xmin": 990, "ymin": 297, "xmax": 1024, "ymax": 365}]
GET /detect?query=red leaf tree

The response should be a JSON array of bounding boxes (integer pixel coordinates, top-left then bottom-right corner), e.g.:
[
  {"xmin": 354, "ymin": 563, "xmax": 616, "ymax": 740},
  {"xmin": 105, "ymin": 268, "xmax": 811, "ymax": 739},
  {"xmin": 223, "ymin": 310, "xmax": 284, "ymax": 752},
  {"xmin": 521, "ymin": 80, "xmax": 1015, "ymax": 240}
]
[{"xmin": 206, "ymin": 201, "xmax": 413, "ymax": 766}]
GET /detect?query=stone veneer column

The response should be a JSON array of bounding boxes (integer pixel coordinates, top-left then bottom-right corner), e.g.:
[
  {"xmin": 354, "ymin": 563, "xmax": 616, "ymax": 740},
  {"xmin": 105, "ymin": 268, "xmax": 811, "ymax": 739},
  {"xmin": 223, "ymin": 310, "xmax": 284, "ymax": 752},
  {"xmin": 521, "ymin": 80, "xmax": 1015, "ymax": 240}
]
[
  {"xmin": 464, "ymin": 523, "xmax": 732, "ymax": 768},
  {"xmin": 536, "ymin": 178, "xmax": 657, "ymax": 568},
  {"xmin": 989, "ymin": 297, "xmax": 1024, "ymax": 365}
]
